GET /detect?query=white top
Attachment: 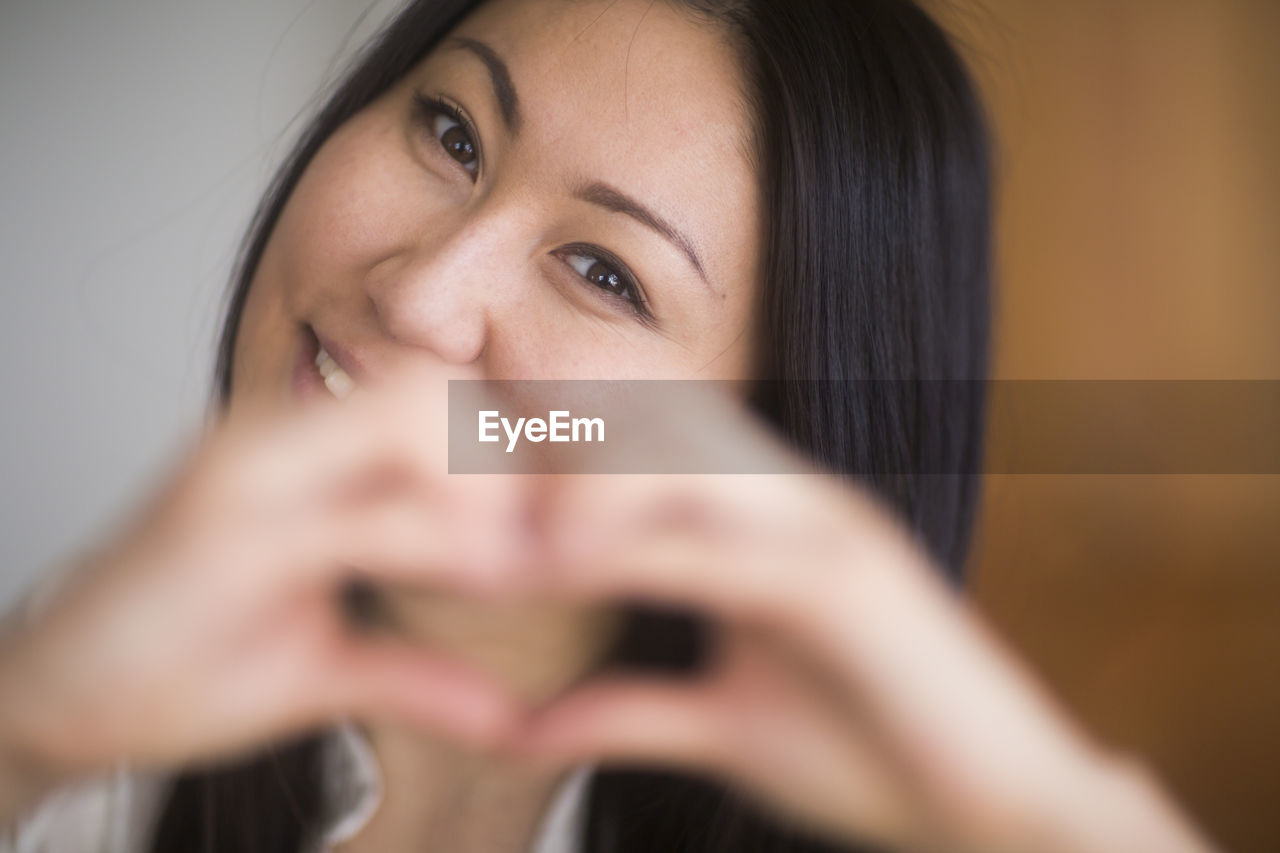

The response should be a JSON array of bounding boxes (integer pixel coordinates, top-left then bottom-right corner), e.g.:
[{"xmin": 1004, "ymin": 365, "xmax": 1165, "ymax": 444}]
[{"xmin": 0, "ymin": 723, "xmax": 592, "ymax": 853}]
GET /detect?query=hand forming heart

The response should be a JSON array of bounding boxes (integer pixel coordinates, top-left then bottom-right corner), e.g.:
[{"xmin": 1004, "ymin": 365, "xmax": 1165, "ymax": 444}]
[{"xmin": 0, "ymin": 365, "xmax": 1216, "ymax": 853}]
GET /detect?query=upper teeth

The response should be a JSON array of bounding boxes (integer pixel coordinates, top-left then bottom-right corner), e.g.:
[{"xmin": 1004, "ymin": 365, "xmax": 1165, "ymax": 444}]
[{"xmin": 315, "ymin": 346, "xmax": 355, "ymax": 399}]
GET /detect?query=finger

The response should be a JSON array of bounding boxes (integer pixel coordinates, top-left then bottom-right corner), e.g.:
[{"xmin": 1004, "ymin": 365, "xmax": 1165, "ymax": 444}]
[
  {"xmin": 511, "ymin": 675, "xmax": 736, "ymax": 773},
  {"xmin": 536, "ymin": 475, "xmax": 969, "ymax": 717},
  {"xmin": 326, "ymin": 636, "xmax": 518, "ymax": 747},
  {"xmin": 541, "ymin": 471, "xmax": 858, "ymax": 565},
  {"xmin": 531, "ymin": 522, "xmax": 822, "ymax": 633},
  {"xmin": 193, "ymin": 363, "xmax": 521, "ymax": 526},
  {"xmin": 542, "ymin": 509, "xmax": 1038, "ymax": 790},
  {"xmin": 534, "ymin": 471, "xmax": 907, "ymax": 626},
  {"xmin": 298, "ymin": 484, "xmax": 537, "ymax": 592},
  {"xmin": 512, "ymin": 649, "xmax": 914, "ymax": 848},
  {"xmin": 547, "ymin": 482, "xmax": 1109, "ymax": 838}
]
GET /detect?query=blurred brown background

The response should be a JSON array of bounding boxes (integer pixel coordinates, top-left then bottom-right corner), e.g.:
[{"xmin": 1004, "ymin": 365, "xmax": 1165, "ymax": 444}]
[{"xmin": 924, "ymin": 1, "xmax": 1280, "ymax": 850}]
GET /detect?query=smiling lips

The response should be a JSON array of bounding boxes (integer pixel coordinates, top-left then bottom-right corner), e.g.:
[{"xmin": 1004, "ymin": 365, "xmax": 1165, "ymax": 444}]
[{"xmin": 315, "ymin": 345, "xmax": 356, "ymax": 399}]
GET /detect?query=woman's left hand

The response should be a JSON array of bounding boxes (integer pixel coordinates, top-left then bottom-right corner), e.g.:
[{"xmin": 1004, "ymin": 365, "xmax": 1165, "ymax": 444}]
[{"xmin": 502, "ymin": 463, "xmax": 1218, "ymax": 853}]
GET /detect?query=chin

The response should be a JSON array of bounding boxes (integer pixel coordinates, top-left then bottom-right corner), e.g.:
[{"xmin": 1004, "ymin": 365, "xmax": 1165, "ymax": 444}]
[{"xmin": 382, "ymin": 591, "xmax": 621, "ymax": 703}]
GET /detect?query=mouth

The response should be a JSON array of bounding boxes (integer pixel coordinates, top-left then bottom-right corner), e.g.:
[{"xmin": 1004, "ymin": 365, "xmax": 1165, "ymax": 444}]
[
  {"xmin": 295, "ymin": 324, "xmax": 357, "ymax": 401},
  {"xmin": 314, "ymin": 342, "xmax": 356, "ymax": 399}
]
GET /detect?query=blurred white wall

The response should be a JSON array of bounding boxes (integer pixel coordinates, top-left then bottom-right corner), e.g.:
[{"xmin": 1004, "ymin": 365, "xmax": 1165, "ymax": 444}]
[{"xmin": 0, "ymin": 0, "xmax": 405, "ymax": 608}]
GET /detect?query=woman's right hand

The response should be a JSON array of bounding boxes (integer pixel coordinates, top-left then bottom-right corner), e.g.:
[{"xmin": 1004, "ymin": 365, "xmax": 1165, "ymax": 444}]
[{"xmin": 0, "ymin": 366, "xmax": 526, "ymax": 824}]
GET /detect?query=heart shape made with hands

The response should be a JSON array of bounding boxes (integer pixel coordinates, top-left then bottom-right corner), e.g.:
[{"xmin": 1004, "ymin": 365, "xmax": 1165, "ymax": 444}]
[{"xmin": 326, "ymin": 372, "xmax": 805, "ymax": 713}]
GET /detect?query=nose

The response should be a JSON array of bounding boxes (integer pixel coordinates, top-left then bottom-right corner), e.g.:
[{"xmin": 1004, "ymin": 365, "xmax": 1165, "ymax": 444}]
[{"xmin": 365, "ymin": 211, "xmax": 519, "ymax": 366}]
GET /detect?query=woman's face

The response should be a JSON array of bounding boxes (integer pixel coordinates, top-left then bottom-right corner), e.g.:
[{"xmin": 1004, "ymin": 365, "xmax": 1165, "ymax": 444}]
[
  {"xmin": 225, "ymin": 0, "xmax": 764, "ymax": 699},
  {"xmin": 231, "ymin": 0, "xmax": 764, "ymax": 411}
]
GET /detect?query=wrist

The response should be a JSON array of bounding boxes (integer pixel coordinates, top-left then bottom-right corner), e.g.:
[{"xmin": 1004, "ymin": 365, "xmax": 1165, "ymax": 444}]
[
  {"xmin": 974, "ymin": 750, "xmax": 1220, "ymax": 853},
  {"xmin": 1087, "ymin": 753, "xmax": 1219, "ymax": 853}
]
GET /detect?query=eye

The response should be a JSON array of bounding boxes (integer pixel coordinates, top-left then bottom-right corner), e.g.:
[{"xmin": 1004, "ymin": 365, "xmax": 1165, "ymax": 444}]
[
  {"xmin": 559, "ymin": 245, "xmax": 654, "ymax": 323},
  {"xmin": 414, "ymin": 94, "xmax": 480, "ymax": 179}
]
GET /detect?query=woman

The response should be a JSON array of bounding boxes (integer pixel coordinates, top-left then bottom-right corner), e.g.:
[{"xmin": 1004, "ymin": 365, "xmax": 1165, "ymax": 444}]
[{"xmin": 0, "ymin": 0, "xmax": 1217, "ymax": 851}]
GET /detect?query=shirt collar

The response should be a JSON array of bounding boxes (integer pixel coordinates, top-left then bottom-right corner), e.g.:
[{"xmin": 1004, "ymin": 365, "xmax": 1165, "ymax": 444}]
[{"xmin": 318, "ymin": 722, "xmax": 592, "ymax": 852}]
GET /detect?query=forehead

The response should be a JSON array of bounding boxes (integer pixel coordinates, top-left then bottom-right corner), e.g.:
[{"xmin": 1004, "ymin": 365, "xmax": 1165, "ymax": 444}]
[
  {"xmin": 425, "ymin": 0, "xmax": 762, "ymax": 295},
  {"xmin": 452, "ymin": 0, "xmax": 753, "ymax": 150}
]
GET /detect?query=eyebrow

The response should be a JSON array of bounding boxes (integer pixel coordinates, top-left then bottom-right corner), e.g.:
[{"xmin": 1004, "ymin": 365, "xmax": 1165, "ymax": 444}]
[
  {"xmin": 574, "ymin": 181, "xmax": 712, "ymax": 290},
  {"xmin": 444, "ymin": 37, "xmax": 713, "ymax": 293},
  {"xmin": 446, "ymin": 37, "xmax": 521, "ymax": 135}
]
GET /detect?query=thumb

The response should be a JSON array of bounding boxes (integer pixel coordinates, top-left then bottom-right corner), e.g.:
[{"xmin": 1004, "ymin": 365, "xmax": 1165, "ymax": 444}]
[{"xmin": 325, "ymin": 637, "xmax": 519, "ymax": 747}]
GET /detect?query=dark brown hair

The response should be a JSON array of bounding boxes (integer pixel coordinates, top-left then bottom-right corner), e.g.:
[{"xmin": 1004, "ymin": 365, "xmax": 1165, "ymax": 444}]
[{"xmin": 151, "ymin": 0, "xmax": 991, "ymax": 850}]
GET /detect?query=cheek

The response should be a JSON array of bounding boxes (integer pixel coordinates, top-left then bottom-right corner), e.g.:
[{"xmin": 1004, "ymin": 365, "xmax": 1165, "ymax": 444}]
[
  {"xmin": 270, "ymin": 122, "xmax": 424, "ymax": 288},
  {"xmin": 702, "ymin": 324, "xmax": 756, "ymax": 382},
  {"xmin": 228, "ymin": 116, "xmax": 408, "ymax": 404},
  {"xmin": 227, "ymin": 276, "xmax": 285, "ymax": 410},
  {"xmin": 482, "ymin": 312, "xmax": 753, "ymax": 381},
  {"xmin": 480, "ymin": 320, "xmax": 656, "ymax": 379}
]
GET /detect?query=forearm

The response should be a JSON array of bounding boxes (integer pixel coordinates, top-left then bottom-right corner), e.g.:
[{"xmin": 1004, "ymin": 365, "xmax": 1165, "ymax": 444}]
[
  {"xmin": 949, "ymin": 747, "xmax": 1222, "ymax": 853},
  {"xmin": 809, "ymin": 520, "xmax": 1221, "ymax": 853},
  {"xmin": 1027, "ymin": 755, "xmax": 1219, "ymax": 853}
]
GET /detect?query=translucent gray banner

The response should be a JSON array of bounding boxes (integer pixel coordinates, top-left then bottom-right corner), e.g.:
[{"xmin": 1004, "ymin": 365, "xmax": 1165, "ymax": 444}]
[{"xmin": 447, "ymin": 380, "xmax": 1280, "ymax": 474}]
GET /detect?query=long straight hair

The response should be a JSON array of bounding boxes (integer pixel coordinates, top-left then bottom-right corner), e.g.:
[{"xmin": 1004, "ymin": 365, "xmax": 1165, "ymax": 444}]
[{"xmin": 151, "ymin": 0, "xmax": 991, "ymax": 850}]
